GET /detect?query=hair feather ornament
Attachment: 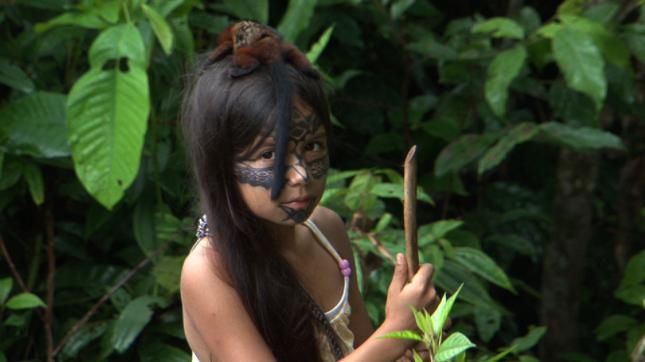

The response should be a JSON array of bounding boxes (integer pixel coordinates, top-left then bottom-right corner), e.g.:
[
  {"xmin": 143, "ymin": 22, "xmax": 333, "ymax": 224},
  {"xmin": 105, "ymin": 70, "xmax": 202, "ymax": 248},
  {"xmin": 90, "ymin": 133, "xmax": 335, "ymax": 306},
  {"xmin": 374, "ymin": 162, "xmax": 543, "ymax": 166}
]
[{"xmin": 208, "ymin": 21, "xmax": 319, "ymax": 200}]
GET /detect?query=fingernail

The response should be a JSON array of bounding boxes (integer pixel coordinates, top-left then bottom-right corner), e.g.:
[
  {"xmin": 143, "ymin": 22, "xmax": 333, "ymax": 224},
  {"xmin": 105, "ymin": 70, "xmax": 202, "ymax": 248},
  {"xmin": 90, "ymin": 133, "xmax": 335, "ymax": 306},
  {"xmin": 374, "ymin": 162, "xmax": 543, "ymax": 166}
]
[{"xmin": 397, "ymin": 253, "xmax": 403, "ymax": 263}]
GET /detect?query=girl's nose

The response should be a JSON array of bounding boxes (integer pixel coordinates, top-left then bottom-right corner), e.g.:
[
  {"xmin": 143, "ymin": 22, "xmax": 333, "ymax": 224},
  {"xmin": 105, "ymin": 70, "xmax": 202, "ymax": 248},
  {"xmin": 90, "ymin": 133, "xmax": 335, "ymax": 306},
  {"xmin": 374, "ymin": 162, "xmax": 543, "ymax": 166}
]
[{"xmin": 285, "ymin": 154, "xmax": 309, "ymax": 185}]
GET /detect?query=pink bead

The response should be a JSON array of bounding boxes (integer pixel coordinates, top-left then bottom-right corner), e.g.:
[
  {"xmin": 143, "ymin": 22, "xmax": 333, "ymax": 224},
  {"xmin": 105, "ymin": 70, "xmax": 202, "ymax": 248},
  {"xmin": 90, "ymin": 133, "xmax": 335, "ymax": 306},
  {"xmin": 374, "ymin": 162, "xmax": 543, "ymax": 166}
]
[
  {"xmin": 339, "ymin": 259, "xmax": 350, "ymax": 269},
  {"xmin": 341, "ymin": 267, "xmax": 352, "ymax": 277}
]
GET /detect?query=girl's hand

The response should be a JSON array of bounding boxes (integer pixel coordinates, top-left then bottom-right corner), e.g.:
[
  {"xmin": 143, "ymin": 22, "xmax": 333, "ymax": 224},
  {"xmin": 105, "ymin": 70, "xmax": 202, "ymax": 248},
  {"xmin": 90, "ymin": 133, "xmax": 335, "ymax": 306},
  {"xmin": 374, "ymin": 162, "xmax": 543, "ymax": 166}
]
[{"xmin": 383, "ymin": 253, "xmax": 437, "ymax": 334}]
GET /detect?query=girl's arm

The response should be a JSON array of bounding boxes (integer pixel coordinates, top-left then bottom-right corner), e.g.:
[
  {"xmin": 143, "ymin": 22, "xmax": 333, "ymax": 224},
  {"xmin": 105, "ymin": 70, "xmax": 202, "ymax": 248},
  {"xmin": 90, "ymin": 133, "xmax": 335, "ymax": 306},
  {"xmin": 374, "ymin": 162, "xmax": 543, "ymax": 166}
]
[
  {"xmin": 180, "ymin": 243, "xmax": 277, "ymax": 362},
  {"xmin": 314, "ymin": 207, "xmax": 437, "ymax": 362}
]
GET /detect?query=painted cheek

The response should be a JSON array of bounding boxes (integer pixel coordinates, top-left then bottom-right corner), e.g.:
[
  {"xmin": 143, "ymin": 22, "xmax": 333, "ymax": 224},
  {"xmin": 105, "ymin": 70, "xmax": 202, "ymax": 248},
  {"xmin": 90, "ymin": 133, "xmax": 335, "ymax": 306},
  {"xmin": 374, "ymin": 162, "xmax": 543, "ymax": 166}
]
[
  {"xmin": 308, "ymin": 156, "xmax": 329, "ymax": 180},
  {"xmin": 235, "ymin": 165, "xmax": 274, "ymax": 190}
]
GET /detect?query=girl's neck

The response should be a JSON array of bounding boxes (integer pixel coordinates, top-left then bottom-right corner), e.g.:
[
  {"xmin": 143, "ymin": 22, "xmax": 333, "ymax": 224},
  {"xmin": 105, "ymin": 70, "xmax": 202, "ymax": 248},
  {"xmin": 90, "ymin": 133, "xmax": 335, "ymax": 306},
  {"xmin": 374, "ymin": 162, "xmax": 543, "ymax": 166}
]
[{"xmin": 265, "ymin": 221, "xmax": 298, "ymax": 251}]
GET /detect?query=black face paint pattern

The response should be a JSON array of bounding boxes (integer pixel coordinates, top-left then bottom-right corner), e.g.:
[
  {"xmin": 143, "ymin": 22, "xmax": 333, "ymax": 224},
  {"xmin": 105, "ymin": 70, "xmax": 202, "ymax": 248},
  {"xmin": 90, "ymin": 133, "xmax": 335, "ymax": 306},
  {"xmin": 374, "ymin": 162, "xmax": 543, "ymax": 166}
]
[
  {"xmin": 284, "ymin": 114, "xmax": 326, "ymax": 182},
  {"xmin": 235, "ymin": 165, "xmax": 274, "ymax": 190},
  {"xmin": 309, "ymin": 156, "xmax": 329, "ymax": 180},
  {"xmin": 280, "ymin": 199, "xmax": 317, "ymax": 223}
]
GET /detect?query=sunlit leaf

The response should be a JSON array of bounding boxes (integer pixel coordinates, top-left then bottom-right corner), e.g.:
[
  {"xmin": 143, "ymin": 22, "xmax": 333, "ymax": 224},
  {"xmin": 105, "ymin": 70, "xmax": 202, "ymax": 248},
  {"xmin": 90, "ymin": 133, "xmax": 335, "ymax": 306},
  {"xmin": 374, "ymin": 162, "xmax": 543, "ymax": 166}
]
[
  {"xmin": 67, "ymin": 66, "xmax": 149, "ymax": 209},
  {"xmin": 485, "ymin": 45, "xmax": 527, "ymax": 117},
  {"xmin": 435, "ymin": 332, "xmax": 476, "ymax": 361},
  {"xmin": 89, "ymin": 24, "xmax": 146, "ymax": 69},
  {"xmin": 552, "ymin": 26, "xmax": 606, "ymax": 110},
  {"xmin": 5, "ymin": 292, "xmax": 46, "ymax": 310},
  {"xmin": 307, "ymin": 26, "xmax": 334, "ymax": 64},
  {"xmin": 141, "ymin": 4, "xmax": 174, "ymax": 55},
  {"xmin": 431, "ymin": 284, "xmax": 463, "ymax": 336},
  {"xmin": 379, "ymin": 330, "xmax": 424, "ymax": 342}
]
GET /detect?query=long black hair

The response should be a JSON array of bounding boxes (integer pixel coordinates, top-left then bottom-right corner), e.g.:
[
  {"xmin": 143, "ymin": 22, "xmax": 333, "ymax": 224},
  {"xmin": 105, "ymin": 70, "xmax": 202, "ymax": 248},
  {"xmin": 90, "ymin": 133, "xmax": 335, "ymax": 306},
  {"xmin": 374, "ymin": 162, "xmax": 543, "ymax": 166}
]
[{"xmin": 182, "ymin": 54, "xmax": 334, "ymax": 361}]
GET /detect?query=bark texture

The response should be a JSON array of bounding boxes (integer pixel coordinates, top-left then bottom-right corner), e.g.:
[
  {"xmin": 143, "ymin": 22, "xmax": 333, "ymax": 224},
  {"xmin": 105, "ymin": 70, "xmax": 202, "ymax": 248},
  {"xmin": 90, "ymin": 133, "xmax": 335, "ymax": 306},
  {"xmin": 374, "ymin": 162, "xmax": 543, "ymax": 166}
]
[{"xmin": 540, "ymin": 148, "xmax": 598, "ymax": 360}]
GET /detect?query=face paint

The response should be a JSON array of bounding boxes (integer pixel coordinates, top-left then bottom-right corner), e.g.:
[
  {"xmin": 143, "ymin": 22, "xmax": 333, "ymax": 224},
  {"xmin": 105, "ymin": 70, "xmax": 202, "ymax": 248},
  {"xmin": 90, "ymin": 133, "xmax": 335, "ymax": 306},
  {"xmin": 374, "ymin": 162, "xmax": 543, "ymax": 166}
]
[{"xmin": 235, "ymin": 107, "xmax": 328, "ymax": 226}]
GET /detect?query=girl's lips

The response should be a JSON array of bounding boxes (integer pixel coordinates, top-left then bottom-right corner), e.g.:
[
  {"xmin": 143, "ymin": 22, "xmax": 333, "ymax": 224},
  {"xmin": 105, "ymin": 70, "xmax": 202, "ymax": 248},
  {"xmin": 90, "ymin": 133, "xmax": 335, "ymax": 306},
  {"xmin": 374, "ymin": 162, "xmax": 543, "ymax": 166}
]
[{"xmin": 282, "ymin": 197, "xmax": 312, "ymax": 209}]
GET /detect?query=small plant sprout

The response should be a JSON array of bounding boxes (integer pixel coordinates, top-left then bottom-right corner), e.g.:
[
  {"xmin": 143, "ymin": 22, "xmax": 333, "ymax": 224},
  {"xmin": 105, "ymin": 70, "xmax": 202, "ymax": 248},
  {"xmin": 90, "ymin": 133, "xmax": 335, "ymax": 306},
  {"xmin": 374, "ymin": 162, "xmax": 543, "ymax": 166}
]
[{"xmin": 381, "ymin": 284, "xmax": 475, "ymax": 362}]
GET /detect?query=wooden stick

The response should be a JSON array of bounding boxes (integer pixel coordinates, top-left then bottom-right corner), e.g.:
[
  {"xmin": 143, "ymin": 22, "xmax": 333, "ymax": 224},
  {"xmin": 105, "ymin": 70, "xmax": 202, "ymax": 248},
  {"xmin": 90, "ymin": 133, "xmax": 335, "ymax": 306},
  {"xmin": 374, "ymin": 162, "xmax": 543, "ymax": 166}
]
[{"xmin": 404, "ymin": 145, "xmax": 419, "ymax": 280}]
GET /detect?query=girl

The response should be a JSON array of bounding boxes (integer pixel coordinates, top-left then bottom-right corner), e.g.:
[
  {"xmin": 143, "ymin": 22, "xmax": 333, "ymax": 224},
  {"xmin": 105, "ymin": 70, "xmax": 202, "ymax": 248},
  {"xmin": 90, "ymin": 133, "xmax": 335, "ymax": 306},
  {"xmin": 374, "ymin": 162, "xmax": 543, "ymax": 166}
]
[{"xmin": 180, "ymin": 21, "xmax": 437, "ymax": 362}]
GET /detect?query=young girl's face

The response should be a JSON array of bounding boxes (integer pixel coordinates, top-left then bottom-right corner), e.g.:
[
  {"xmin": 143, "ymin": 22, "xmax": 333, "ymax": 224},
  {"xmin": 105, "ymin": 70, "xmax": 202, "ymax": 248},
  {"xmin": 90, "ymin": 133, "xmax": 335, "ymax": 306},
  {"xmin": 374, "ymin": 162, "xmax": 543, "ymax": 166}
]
[{"xmin": 235, "ymin": 105, "xmax": 329, "ymax": 226}]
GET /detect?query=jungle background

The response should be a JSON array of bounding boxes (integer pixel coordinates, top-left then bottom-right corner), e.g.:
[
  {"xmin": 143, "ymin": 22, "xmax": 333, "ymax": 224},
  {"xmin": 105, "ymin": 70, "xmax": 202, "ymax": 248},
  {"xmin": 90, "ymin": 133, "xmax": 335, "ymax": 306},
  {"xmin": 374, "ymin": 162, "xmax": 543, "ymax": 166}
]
[{"xmin": 0, "ymin": 0, "xmax": 644, "ymax": 361}]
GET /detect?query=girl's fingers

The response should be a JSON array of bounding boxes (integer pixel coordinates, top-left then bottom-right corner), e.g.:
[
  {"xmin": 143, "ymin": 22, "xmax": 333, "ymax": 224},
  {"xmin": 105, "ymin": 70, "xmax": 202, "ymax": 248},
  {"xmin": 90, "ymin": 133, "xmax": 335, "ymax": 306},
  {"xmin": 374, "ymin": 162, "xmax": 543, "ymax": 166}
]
[
  {"xmin": 410, "ymin": 263, "xmax": 434, "ymax": 287},
  {"xmin": 388, "ymin": 253, "xmax": 408, "ymax": 295}
]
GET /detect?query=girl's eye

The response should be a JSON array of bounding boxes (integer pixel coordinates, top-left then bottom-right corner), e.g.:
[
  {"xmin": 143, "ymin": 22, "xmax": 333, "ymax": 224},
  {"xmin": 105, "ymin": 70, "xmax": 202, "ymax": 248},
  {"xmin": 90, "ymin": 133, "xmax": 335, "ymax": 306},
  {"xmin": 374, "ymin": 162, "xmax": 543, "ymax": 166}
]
[
  {"xmin": 260, "ymin": 151, "xmax": 275, "ymax": 160},
  {"xmin": 305, "ymin": 142, "xmax": 323, "ymax": 152}
]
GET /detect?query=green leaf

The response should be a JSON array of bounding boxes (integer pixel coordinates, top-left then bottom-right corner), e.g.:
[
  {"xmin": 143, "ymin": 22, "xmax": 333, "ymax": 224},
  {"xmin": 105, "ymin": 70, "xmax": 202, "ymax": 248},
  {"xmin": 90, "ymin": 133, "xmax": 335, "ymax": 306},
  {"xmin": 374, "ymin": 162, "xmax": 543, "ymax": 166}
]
[
  {"xmin": 512, "ymin": 326, "xmax": 547, "ymax": 352},
  {"xmin": 391, "ymin": 0, "xmax": 415, "ymax": 19},
  {"xmin": 89, "ymin": 24, "xmax": 147, "ymax": 69},
  {"xmin": 379, "ymin": 330, "xmax": 424, "ymax": 342},
  {"xmin": 435, "ymin": 133, "xmax": 500, "ymax": 176},
  {"xmin": 431, "ymin": 284, "xmax": 463, "ymax": 336},
  {"xmin": 221, "ymin": 0, "xmax": 268, "ymax": 24},
  {"xmin": 478, "ymin": 122, "xmax": 539, "ymax": 175},
  {"xmin": 278, "ymin": 0, "xmax": 318, "ymax": 43},
  {"xmin": 419, "ymin": 220, "xmax": 463, "ymax": 247},
  {"xmin": 0, "ymin": 58, "xmax": 35, "ymax": 93},
  {"xmin": 35, "ymin": 11, "xmax": 109, "ymax": 33},
  {"xmin": 66, "ymin": 66, "xmax": 149, "ymax": 210},
  {"xmin": 141, "ymin": 4, "xmax": 174, "ymax": 56},
  {"xmin": 0, "ymin": 277, "xmax": 12, "ymax": 304},
  {"xmin": 435, "ymin": 332, "xmax": 476, "ymax": 362},
  {"xmin": 111, "ymin": 297, "xmax": 155, "ymax": 352},
  {"xmin": 453, "ymin": 247, "xmax": 515, "ymax": 292},
  {"xmin": 0, "ymin": 91, "xmax": 69, "ymax": 158},
  {"xmin": 485, "ymin": 45, "xmax": 527, "ymax": 117},
  {"xmin": 412, "ymin": 349, "xmax": 423, "ymax": 362},
  {"xmin": 474, "ymin": 307, "xmax": 502, "ymax": 342},
  {"xmin": 22, "ymin": 162, "xmax": 45, "ymax": 205},
  {"xmin": 0, "ymin": 158, "xmax": 23, "ymax": 190},
  {"xmin": 552, "ymin": 26, "xmax": 606, "ymax": 111},
  {"xmin": 307, "ymin": 26, "xmax": 334, "ymax": 64},
  {"xmin": 139, "ymin": 341, "xmax": 192, "ymax": 362},
  {"xmin": 539, "ymin": 122, "xmax": 624, "ymax": 151},
  {"xmin": 61, "ymin": 321, "xmax": 109, "ymax": 358},
  {"xmin": 370, "ymin": 183, "xmax": 433, "ymax": 205},
  {"xmin": 473, "ymin": 17, "xmax": 525, "ymax": 39},
  {"xmin": 595, "ymin": 315, "xmax": 638, "ymax": 341},
  {"xmin": 152, "ymin": 256, "xmax": 184, "ymax": 293},
  {"xmin": 5, "ymin": 292, "xmax": 46, "ymax": 310},
  {"xmin": 615, "ymin": 250, "xmax": 645, "ymax": 306},
  {"xmin": 133, "ymin": 196, "xmax": 158, "ymax": 255}
]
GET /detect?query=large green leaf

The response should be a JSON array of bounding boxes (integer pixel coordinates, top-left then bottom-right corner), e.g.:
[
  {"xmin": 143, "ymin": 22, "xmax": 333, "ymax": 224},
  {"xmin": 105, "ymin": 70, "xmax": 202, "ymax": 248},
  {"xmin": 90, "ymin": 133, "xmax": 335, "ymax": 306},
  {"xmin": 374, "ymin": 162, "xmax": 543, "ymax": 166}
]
[
  {"xmin": 0, "ymin": 58, "xmax": 35, "ymax": 93},
  {"xmin": 111, "ymin": 297, "xmax": 156, "ymax": 352},
  {"xmin": 89, "ymin": 24, "xmax": 146, "ymax": 69},
  {"xmin": 538, "ymin": 122, "xmax": 624, "ymax": 151},
  {"xmin": 453, "ymin": 247, "xmax": 516, "ymax": 292},
  {"xmin": 66, "ymin": 67, "xmax": 149, "ymax": 209},
  {"xmin": 152, "ymin": 256, "xmax": 183, "ymax": 293},
  {"xmin": 478, "ymin": 122, "xmax": 539, "ymax": 175},
  {"xmin": 61, "ymin": 321, "xmax": 109, "ymax": 358},
  {"xmin": 278, "ymin": 0, "xmax": 318, "ymax": 43},
  {"xmin": 552, "ymin": 26, "xmax": 606, "ymax": 110},
  {"xmin": 435, "ymin": 332, "xmax": 476, "ymax": 362},
  {"xmin": 0, "ymin": 92, "xmax": 69, "ymax": 158},
  {"xmin": 221, "ymin": 0, "xmax": 268, "ymax": 24},
  {"xmin": 595, "ymin": 315, "xmax": 638, "ymax": 341},
  {"xmin": 5, "ymin": 292, "xmax": 46, "ymax": 310},
  {"xmin": 472, "ymin": 17, "xmax": 525, "ymax": 39},
  {"xmin": 141, "ymin": 4, "xmax": 174, "ymax": 55},
  {"xmin": 434, "ymin": 133, "xmax": 499, "ymax": 176},
  {"xmin": 485, "ymin": 45, "xmax": 527, "ymax": 117}
]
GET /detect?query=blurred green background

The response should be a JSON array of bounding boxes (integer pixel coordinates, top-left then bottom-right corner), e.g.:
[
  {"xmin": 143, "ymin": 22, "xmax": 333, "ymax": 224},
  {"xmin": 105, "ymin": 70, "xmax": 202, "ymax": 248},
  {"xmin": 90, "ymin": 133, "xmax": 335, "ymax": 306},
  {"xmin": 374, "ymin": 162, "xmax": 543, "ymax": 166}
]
[{"xmin": 0, "ymin": 0, "xmax": 644, "ymax": 361}]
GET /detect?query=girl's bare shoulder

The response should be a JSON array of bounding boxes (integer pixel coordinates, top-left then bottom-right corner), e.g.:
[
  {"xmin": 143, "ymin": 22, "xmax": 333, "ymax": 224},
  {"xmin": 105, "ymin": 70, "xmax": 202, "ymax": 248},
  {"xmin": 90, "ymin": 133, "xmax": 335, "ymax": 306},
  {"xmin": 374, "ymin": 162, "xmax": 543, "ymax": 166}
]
[
  {"xmin": 181, "ymin": 236, "xmax": 232, "ymax": 292},
  {"xmin": 309, "ymin": 206, "xmax": 352, "ymax": 259}
]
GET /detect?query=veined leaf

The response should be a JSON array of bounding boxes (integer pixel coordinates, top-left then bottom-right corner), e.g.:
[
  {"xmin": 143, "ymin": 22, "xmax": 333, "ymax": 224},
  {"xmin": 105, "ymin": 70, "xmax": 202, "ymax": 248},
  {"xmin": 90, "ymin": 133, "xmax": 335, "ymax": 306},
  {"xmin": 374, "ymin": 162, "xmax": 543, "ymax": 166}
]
[
  {"xmin": 435, "ymin": 133, "xmax": 500, "ymax": 176},
  {"xmin": 454, "ymin": 247, "xmax": 515, "ymax": 292},
  {"xmin": 278, "ymin": 0, "xmax": 318, "ymax": 43},
  {"xmin": 141, "ymin": 4, "xmax": 174, "ymax": 55},
  {"xmin": 0, "ymin": 91, "xmax": 69, "ymax": 158},
  {"xmin": 431, "ymin": 284, "xmax": 463, "ymax": 336},
  {"xmin": 66, "ymin": 67, "xmax": 150, "ymax": 210},
  {"xmin": 560, "ymin": 15, "xmax": 630, "ymax": 69},
  {"xmin": 5, "ymin": 292, "xmax": 46, "ymax": 310},
  {"xmin": 152, "ymin": 256, "xmax": 183, "ymax": 293},
  {"xmin": 539, "ymin": 122, "xmax": 624, "ymax": 151},
  {"xmin": 371, "ymin": 183, "xmax": 433, "ymax": 205},
  {"xmin": 485, "ymin": 45, "xmax": 527, "ymax": 117},
  {"xmin": 0, "ymin": 58, "xmax": 35, "ymax": 93},
  {"xmin": 22, "ymin": 162, "xmax": 45, "ymax": 205},
  {"xmin": 419, "ymin": 220, "xmax": 463, "ymax": 247},
  {"xmin": 89, "ymin": 24, "xmax": 146, "ymax": 69},
  {"xmin": 307, "ymin": 26, "xmax": 334, "ymax": 64},
  {"xmin": 221, "ymin": 0, "xmax": 268, "ymax": 24},
  {"xmin": 473, "ymin": 17, "xmax": 525, "ymax": 39},
  {"xmin": 512, "ymin": 326, "xmax": 547, "ymax": 352},
  {"xmin": 378, "ymin": 330, "xmax": 424, "ymax": 342},
  {"xmin": 552, "ymin": 26, "xmax": 606, "ymax": 111},
  {"xmin": 474, "ymin": 307, "xmax": 502, "ymax": 342},
  {"xmin": 435, "ymin": 332, "xmax": 476, "ymax": 362},
  {"xmin": 111, "ymin": 297, "xmax": 156, "ymax": 352},
  {"xmin": 35, "ymin": 11, "xmax": 109, "ymax": 33},
  {"xmin": 61, "ymin": 321, "xmax": 109, "ymax": 358},
  {"xmin": 478, "ymin": 122, "xmax": 539, "ymax": 175}
]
